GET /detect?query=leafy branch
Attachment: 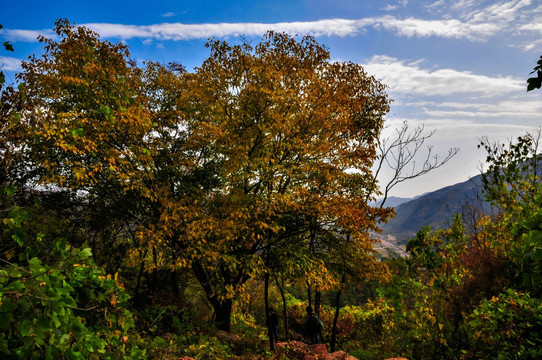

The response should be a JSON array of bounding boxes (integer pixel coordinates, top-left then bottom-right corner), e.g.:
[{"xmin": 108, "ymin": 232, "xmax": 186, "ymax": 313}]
[{"xmin": 527, "ymin": 55, "xmax": 542, "ymax": 91}]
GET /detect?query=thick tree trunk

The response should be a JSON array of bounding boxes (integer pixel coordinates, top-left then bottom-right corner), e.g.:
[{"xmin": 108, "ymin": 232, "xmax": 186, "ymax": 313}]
[
  {"xmin": 308, "ymin": 219, "xmax": 316, "ymax": 310},
  {"xmin": 191, "ymin": 260, "xmax": 233, "ymax": 332},
  {"xmin": 151, "ymin": 247, "xmax": 158, "ymax": 294},
  {"xmin": 213, "ymin": 299, "xmax": 233, "ymax": 332},
  {"xmin": 314, "ymin": 287, "xmax": 322, "ymax": 342}
]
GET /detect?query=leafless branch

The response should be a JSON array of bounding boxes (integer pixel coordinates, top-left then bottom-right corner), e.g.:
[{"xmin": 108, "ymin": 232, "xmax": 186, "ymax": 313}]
[{"xmin": 374, "ymin": 121, "xmax": 459, "ymax": 208}]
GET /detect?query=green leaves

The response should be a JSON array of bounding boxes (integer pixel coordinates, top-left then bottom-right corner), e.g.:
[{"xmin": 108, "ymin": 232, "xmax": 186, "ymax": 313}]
[
  {"xmin": 511, "ymin": 207, "xmax": 542, "ymax": 295},
  {"xmin": 527, "ymin": 74, "xmax": 542, "ymax": 91},
  {"xmin": 1, "ymin": 26, "xmax": 14, "ymax": 52},
  {"xmin": 527, "ymin": 55, "xmax": 542, "ymax": 91},
  {"xmin": 70, "ymin": 127, "xmax": 84, "ymax": 138},
  {"xmin": 0, "ymin": 188, "xmax": 137, "ymax": 358},
  {"xmin": 467, "ymin": 289, "xmax": 542, "ymax": 359},
  {"xmin": 2, "ymin": 41, "xmax": 13, "ymax": 52}
]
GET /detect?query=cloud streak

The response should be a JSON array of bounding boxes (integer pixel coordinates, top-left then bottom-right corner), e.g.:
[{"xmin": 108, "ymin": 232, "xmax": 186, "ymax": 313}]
[
  {"xmin": 0, "ymin": 56, "xmax": 22, "ymax": 71},
  {"xmin": 7, "ymin": 1, "xmax": 539, "ymax": 46},
  {"xmin": 375, "ymin": 16, "xmax": 498, "ymax": 40},
  {"xmin": 4, "ymin": 14, "xmax": 506, "ymax": 44},
  {"xmin": 362, "ymin": 55, "xmax": 523, "ymax": 97},
  {"xmin": 84, "ymin": 16, "xmax": 504, "ymax": 41},
  {"xmin": 84, "ymin": 19, "xmax": 371, "ymax": 40},
  {"xmin": 2, "ymin": 29, "xmax": 56, "ymax": 42}
]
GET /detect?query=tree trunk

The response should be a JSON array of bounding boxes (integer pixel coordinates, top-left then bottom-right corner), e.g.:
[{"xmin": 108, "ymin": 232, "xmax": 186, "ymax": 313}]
[
  {"xmin": 191, "ymin": 260, "xmax": 233, "ymax": 332},
  {"xmin": 307, "ymin": 219, "xmax": 316, "ymax": 310},
  {"xmin": 170, "ymin": 269, "xmax": 179, "ymax": 299},
  {"xmin": 330, "ymin": 288, "xmax": 342, "ymax": 352},
  {"xmin": 133, "ymin": 248, "xmax": 148, "ymax": 307},
  {"xmin": 151, "ymin": 246, "xmax": 158, "ymax": 294},
  {"xmin": 213, "ymin": 298, "xmax": 233, "ymax": 332},
  {"xmin": 315, "ymin": 287, "xmax": 321, "ymax": 316},
  {"xmin": 275, "ymin": 277, "xmax": 289, "ymax": 340},
  {"xmin": 264, "ymin": 271, "xmax": 274, "ymax": 351},
  {"xmin": 330, "ymin": 275, "xmax": 345, "ymax": 352},
  {"xmin": 307, "ymin": 281, "xmax": 312, "ymax": 309}
]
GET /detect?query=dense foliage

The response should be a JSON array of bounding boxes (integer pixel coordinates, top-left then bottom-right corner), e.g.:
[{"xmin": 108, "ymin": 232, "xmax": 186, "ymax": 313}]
[{"xmin": 1, "ymin": 20, "xmax": 540, "ymax": 359}]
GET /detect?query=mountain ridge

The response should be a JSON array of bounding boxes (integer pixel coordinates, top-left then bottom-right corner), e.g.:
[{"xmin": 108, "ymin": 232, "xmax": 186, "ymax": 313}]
[{"xmin": 378, "ymin": 174, "xmax": 486, "ymax": 244}]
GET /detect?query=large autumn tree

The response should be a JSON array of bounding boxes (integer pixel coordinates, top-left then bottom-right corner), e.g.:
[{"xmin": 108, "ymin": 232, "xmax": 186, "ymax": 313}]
[
  {"xmin": 15, "ymin": 21, "xmax": 392, "ymax": 332},
  {"xmin": 173, "ymin": 32, "xmax": 392, "ymax": 331}
]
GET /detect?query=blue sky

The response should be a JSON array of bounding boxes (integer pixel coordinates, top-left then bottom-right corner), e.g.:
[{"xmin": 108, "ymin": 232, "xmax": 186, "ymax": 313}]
[{"xmin": 1, "ymin": 0, "xmax": 541, "ymax": 197}]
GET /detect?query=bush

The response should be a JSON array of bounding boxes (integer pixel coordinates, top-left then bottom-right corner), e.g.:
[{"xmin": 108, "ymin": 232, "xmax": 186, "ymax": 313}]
[
  {"xmin": 465, "ymin": 289, "xmax": 542, "ymax": 360},
  {"xmin": 0, "ymin": 198, "xmax": 143, "ymax": 359}
]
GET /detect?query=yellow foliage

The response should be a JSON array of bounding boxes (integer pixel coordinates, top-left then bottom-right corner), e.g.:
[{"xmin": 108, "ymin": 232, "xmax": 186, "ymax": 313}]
[{"xmin": 16, "ymin": 23, "xmax": 392, "ymax": 319}]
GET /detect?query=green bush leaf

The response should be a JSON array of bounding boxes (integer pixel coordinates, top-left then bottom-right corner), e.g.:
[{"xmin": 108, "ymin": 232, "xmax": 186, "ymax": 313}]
[{"xmin": 20, "ymin": 320, "xmax": 33, "ymax": 337}]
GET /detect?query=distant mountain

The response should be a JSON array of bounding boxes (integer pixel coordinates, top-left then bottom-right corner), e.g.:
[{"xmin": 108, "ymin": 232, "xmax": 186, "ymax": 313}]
[
  {"xmin": 373, "ymin": 196, "xmax": 412, "ymax": 208},
  {"xmin": 379, "ymin": 175, "xmax": 487, "ymax": 244}
]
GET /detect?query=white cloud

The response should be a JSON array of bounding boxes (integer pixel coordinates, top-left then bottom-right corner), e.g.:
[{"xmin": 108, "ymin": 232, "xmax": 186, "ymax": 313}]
[
  {"xmin": 85, "ymin": 16, "xmax": 499, "ymax": 42},
  {"xmin": 381, "ymin": 1, "xmax": 407, "ymax": 11},
  {"xmin": 415, "ymin": 99, "xmax": 542, "ymax": 114},
  {"xmin": 426, "ymin": 0, "xmax": 447, "ymax": 11},
  {"xmin": 84, "ymin": 23, "xmax": 154, "ymax": 39},
  {"xmin": 450, "ymin": 0, "xmax": 480, "ymax": 14},
  {"xmin": 362, "ymin": 55, "xmax": 523, "ymax": 96},
  {"xmin": 427, "ymin": 0, "xmax": 533, "ymax": 23},
  {"xmin": 422, "ymin": 108, "xmax": 538, "ymax": 119},
  {"xmin": 0, "ymin": 15, "xmax": 497, "ymax": 45},
  {"xmin": 5, "ymin": 1, "xmax": 538, "ymax": 47},
  {"xmin": 374, "ymin": 16, "xmax": 498, "ymax": 40},
  {"xmin": 521, "ymin": 38, "xmax": 542, "ymax": 51},
  {"xmin": 84, "ymin": 19, "xmax": 371, "ymax": 41},
  {"xmin": 85, "ymin": 19, "xmax": 363, "ymax": 41},
  {"xmin": 4, "ymin": 29, "xmax": 56, "ymax": 42},
  {"xmin": 519, "ymin": 21, "xmax": 542, "ymax": 33},
  {"xmin": 469, "ymin": 0, "xmax": 532, "ymax": 23},
  {"xmin": 0, "ymin": 56, "xmax": 22, "ymax": 71},
  {"xmin": 424, "ymin": 0, "xmax": 538, "ymax": 47},
  {"xmin": 382, "ymin": 4, "xmax": 399, "ymax": 11}
]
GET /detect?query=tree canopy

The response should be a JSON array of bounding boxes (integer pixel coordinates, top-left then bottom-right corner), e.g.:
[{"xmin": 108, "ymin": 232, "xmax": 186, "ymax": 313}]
[
  {"xmin": 3, "ymin": 19, "xmax": 542, "ymax": 360},
  {"xmin": 6, "ymin": 20, "xmax": 392, "ymax": 333}
]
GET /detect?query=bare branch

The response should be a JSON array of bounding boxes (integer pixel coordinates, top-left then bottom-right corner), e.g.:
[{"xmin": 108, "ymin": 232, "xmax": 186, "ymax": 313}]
[{"xmin": 375, "ymin": 121, "xmax": 459, "ymax": 208}]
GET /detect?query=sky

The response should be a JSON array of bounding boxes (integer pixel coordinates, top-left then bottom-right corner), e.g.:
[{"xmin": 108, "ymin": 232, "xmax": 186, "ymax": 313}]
[{"xmin": 1, "ymin": 0, "xmax": 541, "ymax": 198}]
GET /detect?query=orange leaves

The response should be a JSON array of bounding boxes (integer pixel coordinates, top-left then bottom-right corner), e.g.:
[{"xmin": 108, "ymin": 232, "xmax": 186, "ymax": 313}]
[
  {"xmin": 20, "ymin": 21, "xmax": 156, "ymax": 192},
  {"xmin": 185, "ymin": 33, "xmax": 391, "ymax": 292},
  {"xmin": 16, "ymin": 23, "xmax": 392, "ymax": 315}
]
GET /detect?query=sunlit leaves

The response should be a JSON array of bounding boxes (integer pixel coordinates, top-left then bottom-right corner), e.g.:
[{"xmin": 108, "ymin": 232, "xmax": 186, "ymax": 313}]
[
  {"xmin": 466, "ymin": 289, "xmax": 542, "ymax": 358},
  {"xmin": 19, "ymin": 20, "xmax": 154, "ymax": 192},
  {"xmin": 12, "ymin": 21, "xmax": 393, "ymax": 332}
]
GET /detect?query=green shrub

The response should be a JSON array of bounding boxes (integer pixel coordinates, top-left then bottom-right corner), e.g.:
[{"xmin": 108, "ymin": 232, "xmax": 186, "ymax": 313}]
[
  {"xmin": 0, "ymin": 197, "xmax": 143, "ymax": 359},
  {"xmin": 465, "ymin": 289, "xmax": 542, "ymax": 360}
]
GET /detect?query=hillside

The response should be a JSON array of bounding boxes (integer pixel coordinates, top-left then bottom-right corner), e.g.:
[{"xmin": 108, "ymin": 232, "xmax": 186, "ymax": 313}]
[
  {"xmin": 379, "ymin": 175, "xmax": 486, "ymax": 244},
  {"xmin": 373, "ymin": 196, "xmax": 413, "ymax": 208}
]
